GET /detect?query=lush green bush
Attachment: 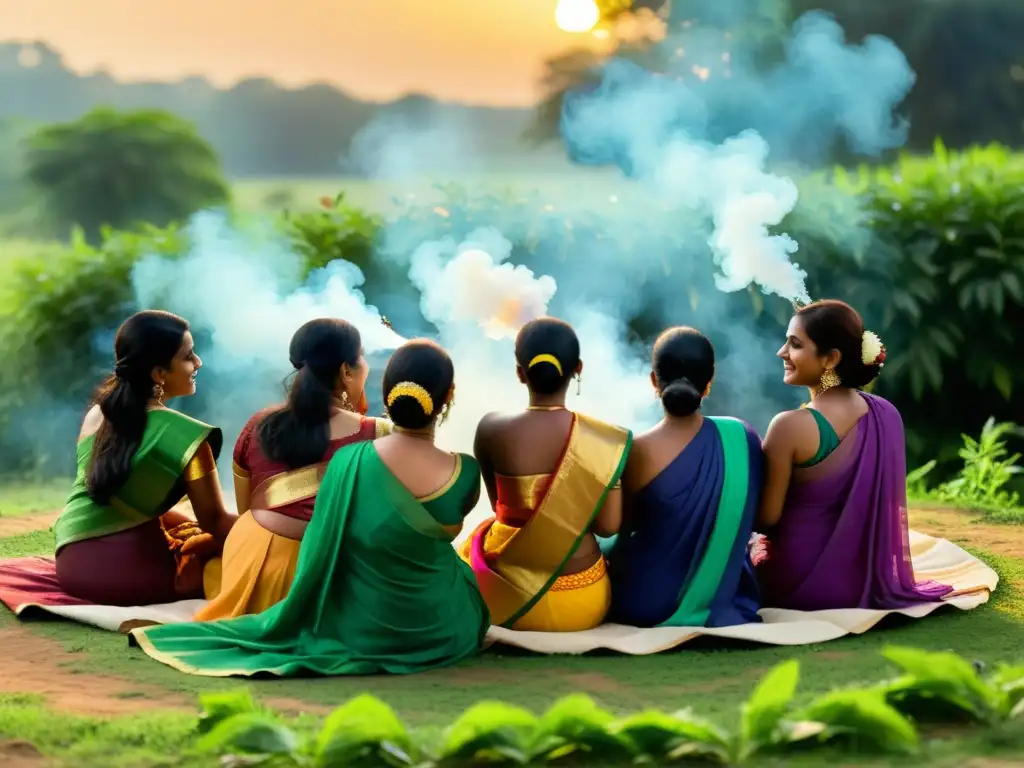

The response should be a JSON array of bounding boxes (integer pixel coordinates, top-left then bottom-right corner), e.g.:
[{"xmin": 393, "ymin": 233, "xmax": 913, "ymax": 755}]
[
  {"xmin": 1, "ymin": 144, "xmax": 1022, "ymax": 478},
  {"xmin": 188, "ymin": 646, "xmax": 1023, "ymax": 766},
  {"xmin": 908, "ymin": 417, "xmax": 1024, "ymax": 522},
  {"xmin": 23, "ymin": 108, "xmax": 231, "ymax": 242}
]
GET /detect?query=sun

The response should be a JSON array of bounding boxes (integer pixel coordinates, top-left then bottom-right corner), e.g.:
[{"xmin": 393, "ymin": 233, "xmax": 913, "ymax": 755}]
[{"xmin": 555, "ymin": 0, "xmax": 601, "ymax": 34}]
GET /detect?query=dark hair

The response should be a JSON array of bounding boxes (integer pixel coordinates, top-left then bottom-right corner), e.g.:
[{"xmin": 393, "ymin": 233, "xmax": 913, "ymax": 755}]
[
  {"xmin": 796, "ymin": 299, "xmax": 880, "ymax": 389},
  {"xmin": 514, "ymin": 317, "xmax": 580, "ymax": 395},
  {"xmin": 259, "ymin": 318, "xmax": 362, "ymax": 468},
  {"xmin": 652, "ymin": 326, "xmax": 715, "ymax": 418},
  {"xmin": 86, "ymin": 310, "xmax": 189, "ymax": 504},
  {"xmin": 382, "ymin": 339, "xmax": 454, "ymax": 430}
]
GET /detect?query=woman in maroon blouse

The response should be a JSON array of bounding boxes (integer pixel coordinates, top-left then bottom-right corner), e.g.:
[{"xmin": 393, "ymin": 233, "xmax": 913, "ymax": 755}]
[{"xmin": 195, "ymin": 318, "xmax": 391, "ymax": 621}]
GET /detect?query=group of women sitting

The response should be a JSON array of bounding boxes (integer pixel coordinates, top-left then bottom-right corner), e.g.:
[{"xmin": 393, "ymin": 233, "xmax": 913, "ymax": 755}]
[{"xmin": 49, "ymin": 300, "xmax": 953, "ymax": 677}]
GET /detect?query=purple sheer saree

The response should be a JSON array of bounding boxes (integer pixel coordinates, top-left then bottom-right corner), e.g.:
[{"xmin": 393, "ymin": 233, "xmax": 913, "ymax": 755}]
[{"xmin": 759, "ymin": 392, "xmax": 953, "ymax": 610}]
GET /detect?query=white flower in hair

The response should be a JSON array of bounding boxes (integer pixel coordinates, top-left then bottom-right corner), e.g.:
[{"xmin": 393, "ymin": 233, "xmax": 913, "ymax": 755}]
[{"xmin": 861, "ymin": 330, "xmax": 885, "ymax": 366}]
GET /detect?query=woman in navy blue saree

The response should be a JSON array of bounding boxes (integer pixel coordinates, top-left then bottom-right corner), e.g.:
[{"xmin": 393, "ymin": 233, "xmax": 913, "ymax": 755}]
[{"xmin": 604, "ymin": 327, "xmax": 763, "ymax": 628}]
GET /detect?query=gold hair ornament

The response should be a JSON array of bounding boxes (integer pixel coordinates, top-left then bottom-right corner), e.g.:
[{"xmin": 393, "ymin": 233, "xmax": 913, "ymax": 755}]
[
  {"xmin": 386, "ymin": 381, "xmax": 434, "ymax": 415},
  {"xmin": 528, "ymin": 354, "xmax": 563, "ymax": 376}
]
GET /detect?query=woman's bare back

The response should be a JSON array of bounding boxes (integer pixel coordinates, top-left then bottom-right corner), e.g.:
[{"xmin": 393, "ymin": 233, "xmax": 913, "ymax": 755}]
[{"xmin": 476, "ymin": 410, "xmax": 609, "ymax": 575}]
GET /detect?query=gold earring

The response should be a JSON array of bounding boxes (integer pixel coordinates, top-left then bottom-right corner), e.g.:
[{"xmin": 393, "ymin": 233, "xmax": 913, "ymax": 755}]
[
  {"xmin": 819, "ymin": 368, "xmax": 841, "ymax": 394},
  {"xmin": 439, "ymin": 399, "xmax": 452, "ymax": 425},
  {"xmin": 575, "ymin": 374, "xmax": 582, "ymax": 396},
  {"xmin": 152, "ymin": 383, "xmax": 165, "ymax": 404},
  {"xmin": 340, "ymin": 391, "xmax": 351, "ymax": 411},
  {"xmin": 703, "ymin": 382, "xmax": 712, "ymax": 398}
]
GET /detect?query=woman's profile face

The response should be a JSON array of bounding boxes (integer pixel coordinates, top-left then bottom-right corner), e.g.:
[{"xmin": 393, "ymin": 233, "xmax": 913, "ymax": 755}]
[
  {"xmin": 155, "ymin": 331, "xmax": 202, "ymax": 399},
  {"xmin": 777, "ymin": 317, "xmax": 829, "ymax": 388},
  {"xmin": 342, "ymin": 352, "xmax": 370, "ymax": 413}
]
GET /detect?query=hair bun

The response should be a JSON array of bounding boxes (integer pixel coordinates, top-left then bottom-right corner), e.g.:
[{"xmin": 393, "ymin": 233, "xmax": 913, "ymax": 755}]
[{"xmin": 661, "ymin": 377, "xmax": 703, "ymax": 418}]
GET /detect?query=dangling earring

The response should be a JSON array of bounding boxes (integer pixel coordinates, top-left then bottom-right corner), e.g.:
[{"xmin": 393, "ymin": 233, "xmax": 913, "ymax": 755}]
[
  {"xmin": 339, "ymin": 391, "xmax": 351, "ymax": 411},
  {"xmin": 575, "ymin": 374, "xmax": 582, "ymax": 396},
  {"xmin": 439, "ymin": 398, "xmax": 453, "ymax": 425},
  {"xmin": 819, "ymin": 368, "xmax": 841, "ymax": 394},
  {"xmin": 152, "ymin": 383, "xmax": 165, "ymax": 404}
]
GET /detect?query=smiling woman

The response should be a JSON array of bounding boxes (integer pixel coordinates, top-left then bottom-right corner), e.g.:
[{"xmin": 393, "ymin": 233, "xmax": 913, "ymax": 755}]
[{"xmin": 0, "ymin": 310, "xmax": 239, "ymax": 614}]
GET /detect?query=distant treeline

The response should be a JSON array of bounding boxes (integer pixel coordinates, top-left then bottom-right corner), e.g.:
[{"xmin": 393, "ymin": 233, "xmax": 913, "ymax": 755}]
[
  {"xmin": 0, "ymin": 42, "xmax": 537, "ymax": 178},
  {"xmin": 1, "ymin": 0, "xmax": 1021, "ymax": 178}
]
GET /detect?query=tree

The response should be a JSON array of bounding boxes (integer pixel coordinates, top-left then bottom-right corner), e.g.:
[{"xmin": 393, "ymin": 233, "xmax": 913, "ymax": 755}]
[{"xmin": 23, "ymin": 107, "xmax": 230, "ymax": 240}]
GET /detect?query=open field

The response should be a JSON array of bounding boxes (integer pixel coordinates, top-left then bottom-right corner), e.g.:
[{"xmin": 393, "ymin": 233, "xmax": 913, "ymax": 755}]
[{"xmin": 0, "ymin": 485, "xmax": 1022, "ymax": 766}]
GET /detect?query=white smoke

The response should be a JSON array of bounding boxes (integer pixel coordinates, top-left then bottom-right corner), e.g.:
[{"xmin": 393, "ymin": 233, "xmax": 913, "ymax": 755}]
[{"xmin": 654, "ymin": 131, "xmax": 809, "ymax": 303}]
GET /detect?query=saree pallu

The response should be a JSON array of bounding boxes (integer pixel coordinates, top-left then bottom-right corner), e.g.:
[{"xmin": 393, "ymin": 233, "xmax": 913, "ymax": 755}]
[
  {"xmin": 461, "ymin": 413, "xmax": 631, "ymax": 631},
  {"xmin": 53, "ymin": 410, "xmax": 222, "ymax": 605},
  {"xmin": 130, "ymin": 442, "xmax": 489, "ymax": 677},
  {"xmin": 759, "ymin": 393, "xmax": 954, "ymax": 610},
  {"xmin": 606, "ymin": 417, "xmax": 763, "ymax": 628}
]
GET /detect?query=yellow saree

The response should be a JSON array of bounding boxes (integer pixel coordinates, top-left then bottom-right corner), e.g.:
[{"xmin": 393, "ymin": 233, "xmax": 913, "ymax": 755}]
[{"xmin": 461, "ymin": 412, "xmax": 631, "ymax": 631}]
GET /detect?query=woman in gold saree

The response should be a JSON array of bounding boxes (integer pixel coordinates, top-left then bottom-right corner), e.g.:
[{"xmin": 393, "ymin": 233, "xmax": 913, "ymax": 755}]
[
  {"xmin": 461, "ymin": 317, "xmax": 632, "ymax": 632},
  {"xmin": 198, "ymin": 318, "xmax": 392, "ymax": 621}
]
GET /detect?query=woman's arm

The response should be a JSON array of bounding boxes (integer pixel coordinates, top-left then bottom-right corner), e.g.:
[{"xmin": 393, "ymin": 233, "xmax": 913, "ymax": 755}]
[
  {"xmin": 231, "ymin": 419, "xmax": 255, "ymax": 514},
  {"xmin": 591, "ymin": 484, "xmax": 623, "ymax": 537},
  {"xmin": 758, "ymin": 412, "xmax": 798, "ymax": 530},
  {"xmin": 184, "ymin": 441, "xmax": 238, "ymax": 541},
  {"xmin": 472, "ymin": 415, "xmax": 499, "ymax": 511}
]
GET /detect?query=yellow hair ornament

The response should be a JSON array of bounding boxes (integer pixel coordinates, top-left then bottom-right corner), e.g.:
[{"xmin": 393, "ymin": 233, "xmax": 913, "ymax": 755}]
[
  {"xmin": 527, "ymin": 354, "xmax": 563, "ymax": 376},
  {"xmin": 386, "ymin": 381, "xmax": 434, "ymax": 415}
]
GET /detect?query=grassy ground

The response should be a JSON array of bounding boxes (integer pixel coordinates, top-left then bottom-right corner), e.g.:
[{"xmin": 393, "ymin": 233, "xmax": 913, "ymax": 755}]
[{"xmin": 0, "ymin": 490, "xmax": 1022, "ymax": 766}]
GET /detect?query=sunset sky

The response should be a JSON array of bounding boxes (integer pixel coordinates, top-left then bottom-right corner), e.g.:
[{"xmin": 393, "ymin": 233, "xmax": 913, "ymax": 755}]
[{"xmin": 0, "ymin": 0, "xmax": 607, "ymax": 105}]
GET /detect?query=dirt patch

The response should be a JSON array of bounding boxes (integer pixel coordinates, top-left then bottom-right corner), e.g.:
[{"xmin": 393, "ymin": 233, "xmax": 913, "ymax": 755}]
[
  {"xmin": 562, "ymin": 672, "xmax": 627, "ymax": 694},
  {"xmin": 0, "ymin": 512, "xmax": 60, "ymax": 538},
  {"xmin": 0, "ymin": 627, "xmax": 191, "ymax": 716},
  {"xmin": 0, "ymin": 740, "xmax": 47, "ymax": 767},
  {"xmin": 909, "ymin": 508, "xmax": 1024, "ymax": 560}
]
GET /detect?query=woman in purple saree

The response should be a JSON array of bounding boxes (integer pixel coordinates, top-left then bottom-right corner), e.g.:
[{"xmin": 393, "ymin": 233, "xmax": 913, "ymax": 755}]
[
  {"xmin": 758, "ymin": 300, "xmax": 952, "ymax": 610},
  {"xmin": 605, "ymin": 327, "xmax": 762, "ymax": 628}
]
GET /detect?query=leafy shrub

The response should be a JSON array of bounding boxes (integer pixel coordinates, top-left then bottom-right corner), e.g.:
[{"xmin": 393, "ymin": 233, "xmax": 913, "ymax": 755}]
[
  {"xmin": 2, "ymin": 143, "xmax": 1024, "ymax": 480},
  {"xmin": 190, "ymin": 646, "xmax": 1023, "ymax": 766},
  {"xmin": 908, "ymin": 417, "xmax": 1024, "ymax": 518}
]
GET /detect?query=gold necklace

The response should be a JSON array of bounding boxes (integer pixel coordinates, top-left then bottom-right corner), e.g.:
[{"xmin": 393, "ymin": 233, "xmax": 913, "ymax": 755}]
[{"xmin": 526, "ymin": 405, "xmax": 567, "ymax": 411}]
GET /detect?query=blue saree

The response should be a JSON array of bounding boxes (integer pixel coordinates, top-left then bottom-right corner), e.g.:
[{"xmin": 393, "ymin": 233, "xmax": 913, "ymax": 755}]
[{"xmin": 604, "ymin": 416, "xmax": 763, "ymax": 628}]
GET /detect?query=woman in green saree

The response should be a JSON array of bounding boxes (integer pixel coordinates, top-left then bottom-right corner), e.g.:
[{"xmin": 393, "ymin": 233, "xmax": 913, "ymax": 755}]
[
  {"xmin": 36, "ymin": 310, "xmax": 235, "ymax": 607},
  {"xmin": 130, "ymin": 339, "xmax": 489, "ymax": 677}
]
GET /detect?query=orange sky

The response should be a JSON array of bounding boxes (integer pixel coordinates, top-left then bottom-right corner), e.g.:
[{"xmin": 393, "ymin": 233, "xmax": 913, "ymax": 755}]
[{"xmin": 0, "ymin": 0, "xmax": 607, "ymax": 105}]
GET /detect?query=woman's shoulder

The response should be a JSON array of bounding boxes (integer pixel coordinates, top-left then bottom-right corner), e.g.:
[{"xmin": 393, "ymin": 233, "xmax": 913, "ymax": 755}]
[{"xmin": 148, "ymin": 406, "xmax": 217, "ymax": 432}]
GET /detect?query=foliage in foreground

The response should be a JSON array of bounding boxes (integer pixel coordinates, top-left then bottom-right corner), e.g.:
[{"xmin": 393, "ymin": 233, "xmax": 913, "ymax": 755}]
[{"xmin": 192, "ymin": 646, "xmax": 1024, "ymax": 767}]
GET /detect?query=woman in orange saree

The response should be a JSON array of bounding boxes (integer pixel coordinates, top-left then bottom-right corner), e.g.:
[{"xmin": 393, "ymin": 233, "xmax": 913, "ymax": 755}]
[
  {"xmin": 197, "ymin": 319, "xmax": 392, "ymax": 621},
  {"xmin": 460, "ymin": 318, "xmax": 632, "ymax": 632}
]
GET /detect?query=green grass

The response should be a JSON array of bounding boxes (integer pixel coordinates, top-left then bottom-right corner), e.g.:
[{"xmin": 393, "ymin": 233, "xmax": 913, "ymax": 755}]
[
  {"xmin": 1, "ymin": 494, "xmax": 1022, "ymax": 765},
  {"xmin": 0, "ymin": 476, "xmax": 71, "ymax": 518}
]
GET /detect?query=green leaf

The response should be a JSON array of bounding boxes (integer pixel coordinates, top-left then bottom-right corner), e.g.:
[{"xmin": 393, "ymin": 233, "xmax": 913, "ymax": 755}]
[
  {"xmin": 992, "ymin": 365, "xmax": 1013, "ymax": 400},
  {"xmin": 793, "ymin": 688, "xmax": 919, "ymax": 754},
  {"xmin": 740, "ymin": 659, "xmax": 800, "ymax": 750},
  {"xmin": 438, "ymin": 701, "xmax": 537, "ymax": 765},
  {"xmin": 314, "ymin": 694, "xmax": 413, "ymax": 767},
  {"xmin": 196, "ymin": 688, "xmax": 260, "ymax": 735},
  {"xmin": 195, "ymin": 712, "xmax": 300, "ymax": 756},
  {"xmin": 882, "ymin": 646, "xmax": 1005, "ymax": 722},
  {"xmin": 610, "ymin": 708, "xmax": 731, "ymax": 762},
  {"xmin": 528, "ymin": 694, "xmax": 633, "ymax": 762}
]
